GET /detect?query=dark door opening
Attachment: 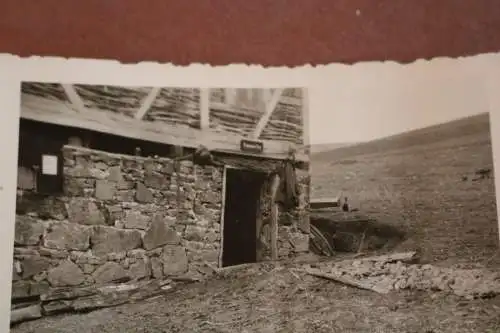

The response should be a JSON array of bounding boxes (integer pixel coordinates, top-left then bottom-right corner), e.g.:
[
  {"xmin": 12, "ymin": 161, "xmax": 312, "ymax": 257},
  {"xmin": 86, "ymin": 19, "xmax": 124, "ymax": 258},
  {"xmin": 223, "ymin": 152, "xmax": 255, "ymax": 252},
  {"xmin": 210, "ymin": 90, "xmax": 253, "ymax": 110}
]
[{"xmin": 221, "ymin": 168, "xmax": 266, "ymax": 268}]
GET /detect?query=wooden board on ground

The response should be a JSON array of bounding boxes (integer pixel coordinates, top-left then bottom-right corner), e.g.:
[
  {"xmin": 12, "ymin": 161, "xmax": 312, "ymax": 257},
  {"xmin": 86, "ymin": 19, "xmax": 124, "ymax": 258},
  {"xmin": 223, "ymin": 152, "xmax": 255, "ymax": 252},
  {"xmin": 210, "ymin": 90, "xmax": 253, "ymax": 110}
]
[{"xmin": 310, "ymin": 197, "xmax": 341, "ymax": 210}]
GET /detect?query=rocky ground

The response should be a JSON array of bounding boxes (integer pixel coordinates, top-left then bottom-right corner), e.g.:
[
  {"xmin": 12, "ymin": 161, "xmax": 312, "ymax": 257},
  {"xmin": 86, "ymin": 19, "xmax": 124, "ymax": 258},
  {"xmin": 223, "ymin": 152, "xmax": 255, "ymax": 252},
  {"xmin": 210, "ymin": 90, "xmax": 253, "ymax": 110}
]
[{"xmin": 11, "ymin": 253, "xmax": 500, "ymax": 333}]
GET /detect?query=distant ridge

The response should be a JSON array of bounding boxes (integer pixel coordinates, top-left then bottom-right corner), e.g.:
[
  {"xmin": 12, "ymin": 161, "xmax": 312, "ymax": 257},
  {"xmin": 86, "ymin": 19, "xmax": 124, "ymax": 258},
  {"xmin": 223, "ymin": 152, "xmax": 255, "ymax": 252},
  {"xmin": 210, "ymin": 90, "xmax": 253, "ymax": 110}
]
[
  {"xmin": 309, "ymin": 142, "xmax": 356, "ymax": 154},
  {"xmin": 311, "ymin": 112, "xmax": 491, "ymax": 161}
]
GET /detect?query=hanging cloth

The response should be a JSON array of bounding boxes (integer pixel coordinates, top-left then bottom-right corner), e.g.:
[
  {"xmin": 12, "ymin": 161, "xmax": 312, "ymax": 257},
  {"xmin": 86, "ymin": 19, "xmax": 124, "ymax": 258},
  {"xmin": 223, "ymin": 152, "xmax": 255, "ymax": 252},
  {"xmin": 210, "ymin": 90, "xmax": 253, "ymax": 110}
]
[{"xmin": 274, "ymin": 159, "xmax": 300, "ymax": 210}]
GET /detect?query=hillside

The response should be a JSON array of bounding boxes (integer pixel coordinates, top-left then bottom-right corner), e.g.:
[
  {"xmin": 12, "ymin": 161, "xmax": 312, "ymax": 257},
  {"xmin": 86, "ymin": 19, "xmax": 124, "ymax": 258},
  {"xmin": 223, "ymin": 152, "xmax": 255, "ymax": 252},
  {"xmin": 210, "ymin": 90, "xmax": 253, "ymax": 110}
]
[
  {"xmin": 311, "ymin": 111, "xmax": 498, "ymax": 267},
  {"xmin": 312, "ymin": 112, "xmax": 491, "ymax": 161}
]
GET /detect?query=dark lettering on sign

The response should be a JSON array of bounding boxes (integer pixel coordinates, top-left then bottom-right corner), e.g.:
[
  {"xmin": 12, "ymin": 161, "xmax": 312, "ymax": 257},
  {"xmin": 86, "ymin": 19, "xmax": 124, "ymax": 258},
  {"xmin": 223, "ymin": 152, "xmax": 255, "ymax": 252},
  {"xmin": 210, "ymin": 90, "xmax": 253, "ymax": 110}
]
[{"xmin": 240, "ymin": 139, "xmax": 264, "ymax": 153}]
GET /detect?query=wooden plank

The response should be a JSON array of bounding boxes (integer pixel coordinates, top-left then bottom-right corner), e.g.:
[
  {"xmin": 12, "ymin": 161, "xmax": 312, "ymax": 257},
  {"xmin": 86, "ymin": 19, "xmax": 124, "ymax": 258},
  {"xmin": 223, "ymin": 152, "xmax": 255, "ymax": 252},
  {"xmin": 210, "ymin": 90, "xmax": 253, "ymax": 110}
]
[
  {"xmin": 270, "ymin": 173, "xmax": 280, "ymax": 260},
  {"xmin": 310, "ymin": 197, "xmax": 341, "ymax": 209},
  {"xmin": 218, "ymin": 166, "xmax": 228, "ymax": 268},
  {"xmin": 304, "ymin": 268, "xmax": 391, "ymax": 294},
  {"xmin": 252, "ymin": 88, "xmax": 284, "ymax": 139},
  {"xmin": 199, "ymin": 88, "xmax": 210, "ymax": 129},
  {"xmin": 134, "ymin": 87, "xmax": 161, "ymax": 119},
  {"xmin": 21, "ymin": 94, "xmax": 309, "ymax": 163},
  {"xmin": 61, "ymin": 84, "xmax": 86, "ymax": 113}
]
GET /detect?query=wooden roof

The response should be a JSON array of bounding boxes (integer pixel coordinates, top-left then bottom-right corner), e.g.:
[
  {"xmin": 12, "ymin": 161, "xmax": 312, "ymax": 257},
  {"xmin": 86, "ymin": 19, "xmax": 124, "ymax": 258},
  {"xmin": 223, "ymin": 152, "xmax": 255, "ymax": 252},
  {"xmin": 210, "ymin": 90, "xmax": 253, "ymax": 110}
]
[{"xmin": 20, "ymin": 83, "xmax": 309, "ymax": 162}]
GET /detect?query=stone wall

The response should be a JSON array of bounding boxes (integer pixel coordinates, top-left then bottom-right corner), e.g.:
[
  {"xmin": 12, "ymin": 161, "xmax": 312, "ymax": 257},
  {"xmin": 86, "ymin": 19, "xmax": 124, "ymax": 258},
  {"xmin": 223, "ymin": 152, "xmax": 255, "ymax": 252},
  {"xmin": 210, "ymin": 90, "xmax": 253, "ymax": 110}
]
[
  {"xmin": 12, "ymin": 145, "xmax": 223, "ymax": 319},
  {"xmin": 12, "ymin": 145, "xmax": 310, "ymax": 321}
]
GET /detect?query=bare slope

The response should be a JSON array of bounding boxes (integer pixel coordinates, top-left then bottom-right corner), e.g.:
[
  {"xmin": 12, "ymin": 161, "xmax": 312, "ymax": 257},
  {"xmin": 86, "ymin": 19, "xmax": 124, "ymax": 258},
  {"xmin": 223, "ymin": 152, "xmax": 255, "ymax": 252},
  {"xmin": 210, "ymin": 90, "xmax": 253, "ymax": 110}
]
[
  {"xmin": 311, "ymin": 112, "xmax": 498, "ymax": 266},
  {"xmin": 312, "ymin": 112, "xmax": 491, "ymax": 161}
]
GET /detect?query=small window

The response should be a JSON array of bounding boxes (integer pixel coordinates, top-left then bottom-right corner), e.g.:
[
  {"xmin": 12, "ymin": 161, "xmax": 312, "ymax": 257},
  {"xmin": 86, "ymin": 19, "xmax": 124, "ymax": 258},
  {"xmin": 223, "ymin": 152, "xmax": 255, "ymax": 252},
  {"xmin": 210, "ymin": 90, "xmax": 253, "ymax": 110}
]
[{"xmin": 35, "ymin": 152, "xmax": 64, "ymax": 195}]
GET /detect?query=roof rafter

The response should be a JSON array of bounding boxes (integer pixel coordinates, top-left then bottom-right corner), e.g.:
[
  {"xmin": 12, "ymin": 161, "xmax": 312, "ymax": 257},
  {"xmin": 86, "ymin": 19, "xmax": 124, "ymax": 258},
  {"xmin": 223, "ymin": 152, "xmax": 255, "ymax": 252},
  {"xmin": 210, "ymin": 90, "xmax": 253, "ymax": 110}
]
[
  {"xmin": 61, "ymin": 84, "xmax": 86, "ymax": 113},
  {"xmin": 252, "ymin": 88, "xmax": 284, "ymax": 139},
  {"xmin": 135, "ymin": 87, "xmax": 161, "ymax": 119}
]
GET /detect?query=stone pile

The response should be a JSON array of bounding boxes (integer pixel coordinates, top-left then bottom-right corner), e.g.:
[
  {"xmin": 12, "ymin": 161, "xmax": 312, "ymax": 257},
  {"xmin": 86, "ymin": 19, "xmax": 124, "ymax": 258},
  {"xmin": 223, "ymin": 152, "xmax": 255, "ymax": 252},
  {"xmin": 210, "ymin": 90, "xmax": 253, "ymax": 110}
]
[{"xmin": 304, "ymin": 252, "xmax": 500, "ymax": 300}]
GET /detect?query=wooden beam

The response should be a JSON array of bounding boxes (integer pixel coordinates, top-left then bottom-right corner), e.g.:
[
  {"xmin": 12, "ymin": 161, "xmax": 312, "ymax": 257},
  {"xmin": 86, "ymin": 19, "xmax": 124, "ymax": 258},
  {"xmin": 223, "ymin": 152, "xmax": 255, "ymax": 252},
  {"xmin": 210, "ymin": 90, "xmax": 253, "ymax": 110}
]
[
  {"xmin": 218, "ymin": 166, "xmax": 228, "ymax": 268},
  {"xmin": 199, "ymin": 88, "xmax": 210, "ymax": 130},
  {"xmin": 61, "ymin": 84, "xmax": 86, "ymax": 113},
  {"xmin": 224, "ymin": 88, "xmax": 236, "ymax": 105},
  {"xmin": 252, "ymin": 88, "xmax": 284, "ymax": 139},
  {"xmin": 21, "ymin": 94, "xmax": 309, "ymax": 163},
  {"xmin": 310, "ymin": 197, "xmax": 341, "ymax": 210},
  {"xmin": 301, "ymin": 88, "xmax": 310, "ymax": 149},
  {"xmin": 262, "ymin": 89, "xmax": 272, "ymax": 104},
  {"xmin": 135, "ymin": 87, "xmax": 161, "ymax": 119},
  {"xmin": 270, "ymin": 173, "xmax": 281, "ymax": 260}
]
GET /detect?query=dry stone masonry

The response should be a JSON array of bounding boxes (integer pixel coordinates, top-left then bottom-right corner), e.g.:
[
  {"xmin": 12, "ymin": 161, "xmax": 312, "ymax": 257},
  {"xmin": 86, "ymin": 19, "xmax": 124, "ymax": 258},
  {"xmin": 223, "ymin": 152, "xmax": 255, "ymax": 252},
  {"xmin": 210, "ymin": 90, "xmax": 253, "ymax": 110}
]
[{"xmin": 12, "ymin": 145, "xmax": 310, "ymax": 322}]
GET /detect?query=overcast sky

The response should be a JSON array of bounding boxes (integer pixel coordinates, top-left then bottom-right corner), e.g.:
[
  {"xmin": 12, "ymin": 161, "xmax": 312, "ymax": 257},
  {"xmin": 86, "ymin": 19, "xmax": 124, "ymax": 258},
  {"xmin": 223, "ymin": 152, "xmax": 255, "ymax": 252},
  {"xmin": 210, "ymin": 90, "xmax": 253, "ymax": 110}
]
[{"xmin": 308, "ymin": 55, "xmax": 495, "ymax": 145}]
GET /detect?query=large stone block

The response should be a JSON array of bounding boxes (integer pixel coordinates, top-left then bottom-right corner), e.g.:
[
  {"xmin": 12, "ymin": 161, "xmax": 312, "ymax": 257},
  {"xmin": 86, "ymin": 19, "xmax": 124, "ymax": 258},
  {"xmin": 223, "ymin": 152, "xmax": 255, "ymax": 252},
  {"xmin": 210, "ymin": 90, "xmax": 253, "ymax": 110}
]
[
  {"xmin": 124, "ymin": 210, "xmax": 150, "ymax": 230},
  {"xmin": 161, "ymin": 245, "xmax": 188, "ymax": 276},
  {"xmin": 92, "ymin": 262, "xmax": 128, "ymax": 284},
  {"xmin": 91, "ymin": 226, "xmax": 142, "ymax": 256},
  {"xmin": 128, "ymin": 259, "xmax": 152, "ymax": 280},
  {"xmin": 30, "ymin": 281, "xmax": 50, "ymax": 296},
  {"xmin": 161, "ymin": 161, "xmax": 175, "ymax": 175},
  {"xmin": 67, "ymin": 198, "xmax": 107, "ymax": 225},
  {"xmin": 135, "ymin": 182, "xmax": 154, "ymax": 203},
  {"xmin": 95, "ymin": 180, "xmax": 117, "ymax": 201},
  {"xmin": 16, "ymin": 196, "xmax": 68, "ymax": 221},
  {"xmin": 142, "ymin": 215, "xmax": 180, "ymax": 250},
  {"xmin": 289, "ymin": 233, "xmax": 309, "ymax": 253},
  {"xmin": 144, "ymin": 172, "xmax": 169, "ymax": 190},
  {"xmin": 150, "ymin": 257, "xmax": 163, "ymax": 279},
  {"xmin": 107, "ymin": 166, "xmax": 123, "ymax": 183},
  {"xmin": 197, "ymin": 190, "xmax": 221, "ymax": 205},
  {"xmin": 11, "ymin": 281, "xmax": 31, "ymax": 299},
  {"xmin": 64, "ymin": 177, "xmax": 96, "ymax": 196},
  {"xmin": 14, "ymin": 215, "xmax": 44, "ymax": 246},
  {"xmin": 43, "ymin": 222, "xmax": 91, "ymax": 251},
  {"xmin": 47, "ymin": 260, "xmax": 85, "ymax": 287},
  {"xmin": 21, "ymin": 255, "xmax": 51, "ymax": 279},
  {"xmin": 185, "ymin": 226, "xmax": 206, "ymax": 242}
]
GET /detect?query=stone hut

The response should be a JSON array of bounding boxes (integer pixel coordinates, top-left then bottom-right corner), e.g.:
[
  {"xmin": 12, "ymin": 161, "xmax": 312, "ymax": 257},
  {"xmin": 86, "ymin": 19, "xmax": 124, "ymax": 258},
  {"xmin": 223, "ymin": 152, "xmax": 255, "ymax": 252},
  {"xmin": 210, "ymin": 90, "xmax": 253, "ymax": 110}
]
[{"xmin": 11, "ymin": 83, "xmax": 311, "ymax": 322}]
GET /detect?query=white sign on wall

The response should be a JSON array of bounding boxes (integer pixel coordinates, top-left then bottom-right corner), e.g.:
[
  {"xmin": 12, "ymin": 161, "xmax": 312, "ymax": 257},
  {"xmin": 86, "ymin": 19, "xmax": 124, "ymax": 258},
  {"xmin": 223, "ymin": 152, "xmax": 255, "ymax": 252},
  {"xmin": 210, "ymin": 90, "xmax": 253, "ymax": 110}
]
[{"xmin": 41, "ymin": 155, "xmax": 58, "ymax": 175}]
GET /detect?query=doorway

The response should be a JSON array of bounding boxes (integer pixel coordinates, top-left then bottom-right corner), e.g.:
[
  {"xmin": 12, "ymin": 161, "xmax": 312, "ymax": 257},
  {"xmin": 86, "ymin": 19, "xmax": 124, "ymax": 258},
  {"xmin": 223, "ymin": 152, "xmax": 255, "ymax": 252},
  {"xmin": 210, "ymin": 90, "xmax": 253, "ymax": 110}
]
[{"xmin": 221, "ymin": 167, "xmax": 266, "ymax": 267}]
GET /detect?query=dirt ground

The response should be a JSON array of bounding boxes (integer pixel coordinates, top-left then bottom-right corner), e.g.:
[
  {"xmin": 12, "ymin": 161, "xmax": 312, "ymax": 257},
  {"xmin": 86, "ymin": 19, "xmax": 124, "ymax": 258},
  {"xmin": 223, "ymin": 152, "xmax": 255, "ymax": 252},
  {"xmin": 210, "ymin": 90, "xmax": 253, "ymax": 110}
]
[{"xmin": 11, "ymin": 259, "xmax": 500, "ymax": 333}]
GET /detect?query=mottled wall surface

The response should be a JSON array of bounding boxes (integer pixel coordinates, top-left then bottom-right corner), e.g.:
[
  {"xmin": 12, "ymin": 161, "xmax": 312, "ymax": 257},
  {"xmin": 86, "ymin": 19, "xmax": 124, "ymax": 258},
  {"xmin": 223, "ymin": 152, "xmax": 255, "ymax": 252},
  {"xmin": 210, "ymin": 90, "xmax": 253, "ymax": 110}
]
[{"xmin": 12, "ymin": 145, "xmax": 310, "ymax": 317}]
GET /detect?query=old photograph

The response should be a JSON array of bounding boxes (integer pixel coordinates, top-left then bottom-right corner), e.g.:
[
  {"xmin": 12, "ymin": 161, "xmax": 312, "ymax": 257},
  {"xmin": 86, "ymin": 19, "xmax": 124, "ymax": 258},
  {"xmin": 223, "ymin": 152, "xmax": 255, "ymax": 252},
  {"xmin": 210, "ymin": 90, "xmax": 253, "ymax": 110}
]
[
  {"xmin": 7, "ymin": 54, "xmax": 500, "ymax": 333},
  {"xmin": 10, "ymin": 83, "xmax": 311, "ymax": 331}
]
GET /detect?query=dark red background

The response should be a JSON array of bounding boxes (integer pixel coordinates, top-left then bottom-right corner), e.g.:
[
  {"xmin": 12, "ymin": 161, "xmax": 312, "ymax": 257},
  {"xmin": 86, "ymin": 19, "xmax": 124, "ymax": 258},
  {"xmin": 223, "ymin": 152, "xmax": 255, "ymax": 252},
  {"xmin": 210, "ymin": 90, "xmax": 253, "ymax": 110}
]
[{"xmin": 1, "ymin": 0, "xmax": 499, "ymax": 65}]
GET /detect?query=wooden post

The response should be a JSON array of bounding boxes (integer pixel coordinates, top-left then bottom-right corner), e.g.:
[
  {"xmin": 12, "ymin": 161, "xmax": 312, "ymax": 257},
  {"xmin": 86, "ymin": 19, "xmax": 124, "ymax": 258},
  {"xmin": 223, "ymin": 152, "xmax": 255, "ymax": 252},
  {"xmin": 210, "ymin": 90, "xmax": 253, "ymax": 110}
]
[
  {"xmin": 301, "ymin": 87, "xmax": 310, "ymax": 150},
  {"xmin": 255, "ymin": 183, "xmax": 265, "ymax": 262},
  {"xmin": 270, "ymin": 173, "xmax": 281, "ymax": 260},
  {"xmin": 199, "ymin": 88, "xmax": 210, "ymax": 130},
  {"xmin": 218, "ymin": 166, "xmax": 228, "ymax": 268}
]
